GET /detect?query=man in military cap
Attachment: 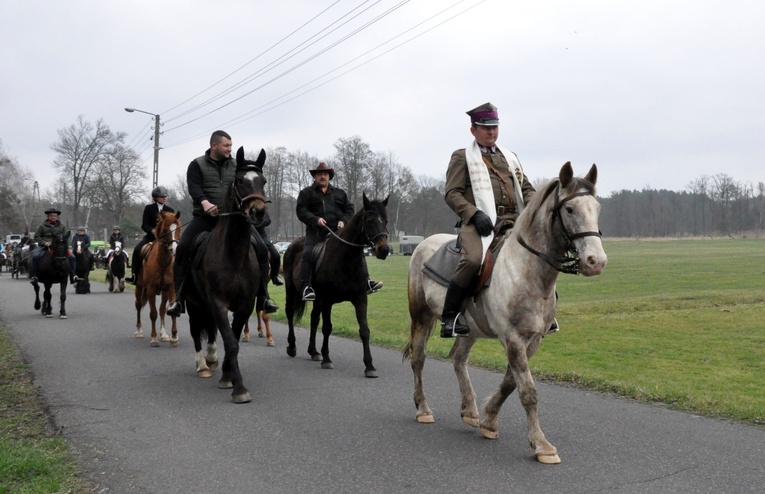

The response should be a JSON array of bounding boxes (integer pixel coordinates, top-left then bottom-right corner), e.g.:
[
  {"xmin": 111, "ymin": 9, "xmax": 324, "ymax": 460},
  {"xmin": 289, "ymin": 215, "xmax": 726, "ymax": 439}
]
[
  {"xmin": 28, "ymin": 207, "xmax": 80, "ymax": 285},
  {"xmin": 295, "ymin": 162, "xmax": 383, "ymax": 301},
  {"xmin": 440, "ymin": 102, "xmax": 538, "ymax": 337}
]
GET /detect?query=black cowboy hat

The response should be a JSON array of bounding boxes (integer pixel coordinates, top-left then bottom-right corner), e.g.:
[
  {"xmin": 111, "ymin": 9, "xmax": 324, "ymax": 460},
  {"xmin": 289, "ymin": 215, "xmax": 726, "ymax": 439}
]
[
  {"xmin": 44, "ymin": 207, "xmax": 62, "ymax": 215},
  {"xmin": 309, "ymin": 162, "xmax": 334, "ymax": 180}
]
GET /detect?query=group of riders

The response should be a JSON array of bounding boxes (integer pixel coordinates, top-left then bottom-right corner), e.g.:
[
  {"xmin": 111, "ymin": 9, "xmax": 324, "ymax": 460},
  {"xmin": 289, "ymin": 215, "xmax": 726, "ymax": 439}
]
[{"xmin": 13, "ymin": 102, "xmax": 562, "ymax": 339}]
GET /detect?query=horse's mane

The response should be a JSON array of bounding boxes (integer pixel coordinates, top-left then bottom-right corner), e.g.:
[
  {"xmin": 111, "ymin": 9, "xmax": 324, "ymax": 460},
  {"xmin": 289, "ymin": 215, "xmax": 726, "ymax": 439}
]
[{"xmin": 514, "ymin": 174, "xmax": 597, "ymax": 235}]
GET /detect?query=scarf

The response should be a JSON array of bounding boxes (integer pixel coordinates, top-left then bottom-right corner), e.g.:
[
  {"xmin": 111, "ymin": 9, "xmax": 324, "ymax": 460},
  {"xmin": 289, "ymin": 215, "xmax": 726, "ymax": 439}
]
[{"xmin": 465, "ymin": 141, "xmax": 526, "ymax": 264}]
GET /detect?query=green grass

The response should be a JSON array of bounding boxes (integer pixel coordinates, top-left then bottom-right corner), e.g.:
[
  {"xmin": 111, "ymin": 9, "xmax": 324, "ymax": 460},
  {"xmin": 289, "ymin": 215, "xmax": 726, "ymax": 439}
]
[
  {"xmin": 270, "ymin": 238, "xmax": 765, "ymax": 425},
  {"xmin": 0, "ymin": 324, "xmax": 89, "ymax": 493}
]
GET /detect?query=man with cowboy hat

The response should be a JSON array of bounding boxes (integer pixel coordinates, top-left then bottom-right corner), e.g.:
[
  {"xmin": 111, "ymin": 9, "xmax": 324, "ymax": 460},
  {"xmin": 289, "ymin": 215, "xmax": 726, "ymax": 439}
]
[
  {"xmin": 28, "ymin": 206, "xmax": 80, "ymax": 285},
  {"xmin": 440, "ymin": 102, "xmax": 540, "ymax": 337},
  {"xmin": 295, "ymin": 162, "xmax": 383, "ymax": 301},
  {"xmin": 125, "ymin": 185, "xmax": 175, "ymax": 284}
]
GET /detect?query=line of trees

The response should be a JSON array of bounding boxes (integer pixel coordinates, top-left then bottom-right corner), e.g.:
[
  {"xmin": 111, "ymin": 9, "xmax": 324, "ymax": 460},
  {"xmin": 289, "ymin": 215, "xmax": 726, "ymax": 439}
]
[{"xmin": 2, "ymin": 117, "xmax": 764, "ymax": 244}]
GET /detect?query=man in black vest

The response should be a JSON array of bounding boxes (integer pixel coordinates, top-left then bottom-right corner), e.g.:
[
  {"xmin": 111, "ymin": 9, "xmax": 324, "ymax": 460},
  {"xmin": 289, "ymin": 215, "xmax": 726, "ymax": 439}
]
[
  {"xmin": 167, "ymin": 131, "xmax": 277, "ymax": 317},
  {"xmin": 125, "ymin": 186, "xmax": 175, "ymax": 284}
]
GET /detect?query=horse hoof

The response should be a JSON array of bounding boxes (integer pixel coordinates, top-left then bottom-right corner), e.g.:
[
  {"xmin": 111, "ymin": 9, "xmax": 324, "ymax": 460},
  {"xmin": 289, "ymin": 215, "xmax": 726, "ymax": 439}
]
[
  {"xmin": 257, "ymin": 332, "xmax": 265, "ymax": 338},
  {"xmin": 207, "ymin": 361, "xmax": 218, "ymax": 371},
  {"xmin": 311, "ymin": 354, "xmax": 322, "ymax": 362},
  {"xmin": 321, "ymin": 362, "xmax": 333, "ymax": 369},
  {"xmin": 462, "ymin": 416, "xmax": 480, "ymax": 428},
  {"xmin": 150, "ymin": 340, "xmax": 160, "ymax": 348},
  {"xmin": 59, "ymin": 314, "xmax": 67, "ymax": 319},
  {"xmin": 536, "ymin": 453, "xmax": 561, "ymax": 464},
  {"xmin": 197, "ymin": 370, "xmax": 212, "ymax": 378},
  {"xmin": 160, "ymin": 336, "xmax": 170, "ymax": 342},
  {"xmin": 135, "ymin": 331, "xmax": 144, "ymax": 338},
  {"xmin": 364, "ymin": 369, "xmax": 378, "ymax": 378},
  {"xmin": 233, "ymin": 392, "xmax": 252, "ymax": 404},
  {"xmin": 171, "ymin": 338, "xmax": 179, "ymax": 348},
  {"xmin": 46, "ymin": 314, "xmax": 53, "ymax": 318},
  {"xmin": 416, "ymin": 414, "xmax": 435, "ymax": 424},
  {"xmin": 480, "ymin": 427, "xmax": 499, "ymax": 440},
  {"xmin": 218, "ymin": 379, "xmax": 233, "ymax": 389},
  {"xmin": 242, "ymin": 334, "xmax": 250, "ymax": 342},
  {"xmin": 267, "ymin": 341, "xmax": 275, "ymax": 348}
]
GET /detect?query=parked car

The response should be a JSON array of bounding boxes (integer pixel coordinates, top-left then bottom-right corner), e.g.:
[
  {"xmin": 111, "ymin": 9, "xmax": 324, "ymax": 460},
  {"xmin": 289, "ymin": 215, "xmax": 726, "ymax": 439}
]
[{"xmin": 274, "ymin": 241, "xmax": 291, "ymax": 254}]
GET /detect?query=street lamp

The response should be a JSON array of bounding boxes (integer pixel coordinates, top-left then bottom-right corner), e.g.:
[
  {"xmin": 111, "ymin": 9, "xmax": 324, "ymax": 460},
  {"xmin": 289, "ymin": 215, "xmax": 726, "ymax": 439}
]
[{"xmin": 125, "ymin": 107, "xmax": 161, "ymax": 189}]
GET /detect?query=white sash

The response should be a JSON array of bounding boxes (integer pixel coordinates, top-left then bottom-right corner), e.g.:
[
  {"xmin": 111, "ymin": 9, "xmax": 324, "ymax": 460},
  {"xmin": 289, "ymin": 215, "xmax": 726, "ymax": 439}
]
[{"xmin": 465, "ymin": 141, "xmax": 526, "ymax": 264}]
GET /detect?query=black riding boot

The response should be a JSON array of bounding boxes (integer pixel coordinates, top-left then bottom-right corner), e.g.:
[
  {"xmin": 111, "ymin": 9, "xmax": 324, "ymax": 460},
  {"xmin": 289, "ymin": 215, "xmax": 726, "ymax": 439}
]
[
  {"xmin": 440, "ymin": 281, "xmax": 470, "ymax": 338},
  {"xmin": 252, "ymin": 228, "xmax": 278, "ymax": 314},
  {"xmin": 167, "ymin": 260, "xmax": 187, "ymax": 317}
]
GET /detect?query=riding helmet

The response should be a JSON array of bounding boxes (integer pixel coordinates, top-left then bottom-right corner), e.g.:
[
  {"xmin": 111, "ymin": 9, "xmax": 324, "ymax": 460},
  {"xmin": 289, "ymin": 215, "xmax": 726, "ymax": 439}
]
[
  {"xmin": 113, "ymin": 225, "xmax": 121, "ymax": 230},
  {"xmin": 44, "ymin": 207, "xmax": 62, "ymax": 215},
  {"xmin": 152, "ymin": 186, "xmax": 168, "ymax": 198}
]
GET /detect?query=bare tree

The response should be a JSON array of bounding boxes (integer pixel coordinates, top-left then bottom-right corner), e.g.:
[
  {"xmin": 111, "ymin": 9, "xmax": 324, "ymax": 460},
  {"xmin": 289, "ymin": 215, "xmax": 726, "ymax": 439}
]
[
  {"xmin": 51, "ymin": 116, "xmax": 121, "ymax": 226},
  {"xmin": 89, "ymin": 144, "xmax": 147, "ymax": 226},
  {"xmin": 0, "ymin": 140, "xmax": 38, "ymax": 233},
  {"xmin": 332, "ymin": 135, "xmax": 371, "ymax": 207}
]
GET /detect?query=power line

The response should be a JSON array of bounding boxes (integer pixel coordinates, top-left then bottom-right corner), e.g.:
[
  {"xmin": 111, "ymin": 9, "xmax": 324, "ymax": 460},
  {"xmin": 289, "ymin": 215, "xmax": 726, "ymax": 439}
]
[{"xmin": 163, "ymin": 0, "xmax": 484, "ymax": 149}]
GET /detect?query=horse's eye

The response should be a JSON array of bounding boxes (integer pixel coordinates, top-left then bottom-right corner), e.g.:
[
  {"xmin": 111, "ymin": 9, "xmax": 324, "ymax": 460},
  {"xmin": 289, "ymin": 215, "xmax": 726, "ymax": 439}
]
[{"xmin": 565, "ymin": 206, "xmax": 574, "ymax": 214}]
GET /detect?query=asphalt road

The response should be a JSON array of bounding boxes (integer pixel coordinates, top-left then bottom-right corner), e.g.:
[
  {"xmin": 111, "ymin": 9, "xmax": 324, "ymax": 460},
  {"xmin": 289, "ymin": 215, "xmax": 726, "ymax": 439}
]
[{"xmin": 1, "ymin": 273, "xmax": 763, "ymax": 494}]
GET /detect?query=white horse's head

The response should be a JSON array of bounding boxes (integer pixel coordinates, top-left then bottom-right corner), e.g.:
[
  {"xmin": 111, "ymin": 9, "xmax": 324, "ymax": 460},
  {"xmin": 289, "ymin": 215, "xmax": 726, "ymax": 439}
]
[
  {"xmin": 76, "ymin": 240, "xmax": 83, "ymax": 254},
  {"xmin": 114, "ymin": 241, "xmax": 122, "ymax": 254}
]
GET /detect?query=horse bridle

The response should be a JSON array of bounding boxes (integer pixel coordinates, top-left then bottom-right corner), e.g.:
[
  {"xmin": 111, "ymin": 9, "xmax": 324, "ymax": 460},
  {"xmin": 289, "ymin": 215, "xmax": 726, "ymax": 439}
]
[
  {"xmin": 323, "ymin": 210, "xmax": 389, "ymax": 249},
  {"xmin": 517, "ymin": 184, "xmax": 601, "ymax": 275}
]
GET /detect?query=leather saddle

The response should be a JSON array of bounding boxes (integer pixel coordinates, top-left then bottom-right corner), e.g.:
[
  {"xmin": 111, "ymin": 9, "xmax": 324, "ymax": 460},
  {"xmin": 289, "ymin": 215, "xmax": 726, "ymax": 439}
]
[{"xmin": 422, "ymin": 234, "xmax": 507, "ymax": 294}]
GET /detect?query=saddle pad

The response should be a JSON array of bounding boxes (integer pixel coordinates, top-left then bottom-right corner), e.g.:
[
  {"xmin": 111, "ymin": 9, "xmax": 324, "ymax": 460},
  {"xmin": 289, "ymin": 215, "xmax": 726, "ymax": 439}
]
[
  {"xmin": 422, "ymin": 240, "xmax": 463, "ymax": 287},
  {"xmin": 422, "ymin": 237, "xmax": 505, "ymax": 289}
]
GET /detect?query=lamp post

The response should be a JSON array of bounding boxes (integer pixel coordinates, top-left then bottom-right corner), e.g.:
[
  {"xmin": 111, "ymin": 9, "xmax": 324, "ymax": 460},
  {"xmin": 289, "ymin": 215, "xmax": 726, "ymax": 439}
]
[{"xmin": 124, "ymin": 107, "xmax": 161, "ymax": 189}]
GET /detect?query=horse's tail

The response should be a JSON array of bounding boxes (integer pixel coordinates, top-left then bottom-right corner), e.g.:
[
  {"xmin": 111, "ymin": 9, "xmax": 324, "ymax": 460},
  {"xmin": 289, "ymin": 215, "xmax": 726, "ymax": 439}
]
[
  {"xmin": 402, "ymin": 337, "xmax": 414, "ymax": 362},
  {"xmin": 293, "ymin": 297, "xmax": 306, "ymax": 321}
]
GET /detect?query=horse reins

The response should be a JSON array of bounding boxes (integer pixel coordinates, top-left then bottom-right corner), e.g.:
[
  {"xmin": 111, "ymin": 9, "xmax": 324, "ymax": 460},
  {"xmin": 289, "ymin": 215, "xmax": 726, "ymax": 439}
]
[
  {"xmin": 322, "ymin": 210, "xmax": 388, "ymax": 249},
  {"xmin": 517, "ymin": 185, "xmax": 601, "ymax": 275}
]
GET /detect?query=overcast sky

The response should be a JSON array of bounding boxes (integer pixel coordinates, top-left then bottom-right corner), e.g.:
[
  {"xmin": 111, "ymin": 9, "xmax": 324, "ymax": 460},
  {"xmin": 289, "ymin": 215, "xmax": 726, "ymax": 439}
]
[{"xmin": 2, "ymin": 0, "xmax": 763, "ymax": 200}]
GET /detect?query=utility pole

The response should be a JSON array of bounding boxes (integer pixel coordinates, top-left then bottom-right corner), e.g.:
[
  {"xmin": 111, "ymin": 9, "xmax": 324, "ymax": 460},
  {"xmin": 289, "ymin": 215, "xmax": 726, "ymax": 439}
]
[{"xmin": 125, "ymin": 107, "xmax": 161, "ymax": 189}]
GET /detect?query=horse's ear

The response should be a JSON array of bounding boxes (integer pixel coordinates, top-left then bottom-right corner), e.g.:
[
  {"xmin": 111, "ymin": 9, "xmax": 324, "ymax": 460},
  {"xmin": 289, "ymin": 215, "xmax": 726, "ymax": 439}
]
[
  {"xmin": 175, "ymin": 211, "xmax": 181, "ymax": 220},
  {"xmin": 256, "ymin": 148, "xmax": 266, "ymax": 170},
  {"xmin": 236, "ymin": 146, "xmax": 245, "ymax": 164},
  {"xmin": 559, "ymin": 162, "xmax": 573, "ymax": 187},
  {"xmin": 363, "ymin": 192, "xmax": 370, "ymax": 210},
  {"xmin": 383, "ymin": 194, "xmax": 390, "ymax": 207},
  {"xmin": 585, "ymin": 164, "xmax": 598, "ymax": 186}
]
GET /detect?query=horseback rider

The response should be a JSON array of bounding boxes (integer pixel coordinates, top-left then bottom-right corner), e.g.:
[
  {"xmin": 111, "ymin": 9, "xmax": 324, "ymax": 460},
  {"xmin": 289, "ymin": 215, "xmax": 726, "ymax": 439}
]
[
  {"xmin": 71, "ymin": 226, "xmax": 91, "ymax": 252},
  {"xmin": 167, "ymin": 130, "xmax": 278, "ymax": 317},
  {"xmin": 28, "ymin": 207, "xmax": 80, "ymax": 285},
  {"xmin": 252, "ymin": 208, "xmax": 285, "ymax": 287},
  {"xmin": 441, "ymin": 102, "xmax": 540, "ymax": 338},
  {"xmin": 295, "ymin": 162, "xmax": 383, "ymax": 302},
  {"xmin": 125, "ymin": 186, "xmax": 175, "ymax": 284},
  {"xmin": 105, "ymin": 226, "xmax": 130, "ymax": 267}
]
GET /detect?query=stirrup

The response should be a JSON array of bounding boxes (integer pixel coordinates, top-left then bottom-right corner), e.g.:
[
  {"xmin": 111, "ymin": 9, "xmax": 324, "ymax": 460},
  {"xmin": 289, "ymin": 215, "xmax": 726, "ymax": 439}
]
[
  {"xmin": 367, "ymin": 279, "xmax": 383, "ymax": 294},
  {"xmin": 440, "ymin": 313, "xmax": 469, "ymax": 338},
  {"xmin": 302, "ymin": 286, "xmax": 315, "ymax": 301},
  {"xmin": 272, "ymin": 274, "xmax": 284, "ymax": 286}
]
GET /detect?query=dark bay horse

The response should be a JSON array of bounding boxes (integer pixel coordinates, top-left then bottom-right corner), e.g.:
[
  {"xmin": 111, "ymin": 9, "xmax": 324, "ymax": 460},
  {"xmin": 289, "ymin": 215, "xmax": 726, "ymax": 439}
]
[
  {"xmin": 283, "ymin": 194, "xmax": 390, "ymax": 377},
  {"xmin": 74, "ymin": 240, "xmax": 93, "ymax": 294},
  {"xmin": 33, "ymin": 232, "xmax": 72, "ymax": 319},
  {"xmin": 403, "ymin": 163, "xmax": 607, "ymax": 464},
  {"xmin": 186, "ymin": 146, "xmax": 268, "ymax": 404},
  {"xmin": 135, "ymin": 211, "xmax": 182, "ymax": 347},
  {"xmin": 106, "ymin": 241, "xmax": 126, "ymax": 293}
]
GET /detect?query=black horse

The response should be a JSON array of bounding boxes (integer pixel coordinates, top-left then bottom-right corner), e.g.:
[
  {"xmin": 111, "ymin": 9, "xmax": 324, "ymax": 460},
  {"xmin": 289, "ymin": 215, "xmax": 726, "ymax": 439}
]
[
  {"xmin": 106, "ymin": 242, "xmax": 126, "ymax": 293},
  {"xmin": 33, "ymin": 233, "xmax": 72, "ymax": 318},
  {"xmin": 186, "ymin": 146, "xmax": 268, "ymax": 404},
  {"xmin": 73, "ymin": 240, "xmax": 93, "ymax": 294},
  {"xmin": 283, "ymin": 194, "xmax": 390, "ymax": 377}
]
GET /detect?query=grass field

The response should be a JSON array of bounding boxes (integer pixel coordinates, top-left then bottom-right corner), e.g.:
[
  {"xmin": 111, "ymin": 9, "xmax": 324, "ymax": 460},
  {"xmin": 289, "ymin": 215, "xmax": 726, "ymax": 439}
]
[{"xmin": 269, "ymin": 238, "xmax": 765, "ymax": 425}]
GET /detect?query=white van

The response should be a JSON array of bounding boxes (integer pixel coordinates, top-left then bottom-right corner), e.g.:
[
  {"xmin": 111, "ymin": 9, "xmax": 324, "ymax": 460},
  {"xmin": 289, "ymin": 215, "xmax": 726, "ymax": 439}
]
[{"xmin": 5, "ymin": 234, "xmax": 22, "ymax": 244}]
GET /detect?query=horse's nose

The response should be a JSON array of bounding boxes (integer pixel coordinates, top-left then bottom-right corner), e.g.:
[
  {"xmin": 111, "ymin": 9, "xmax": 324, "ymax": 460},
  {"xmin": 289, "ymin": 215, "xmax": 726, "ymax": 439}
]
[{"xmin": 584, "ymin": 252, "xmax": 607, "ymax": 275}]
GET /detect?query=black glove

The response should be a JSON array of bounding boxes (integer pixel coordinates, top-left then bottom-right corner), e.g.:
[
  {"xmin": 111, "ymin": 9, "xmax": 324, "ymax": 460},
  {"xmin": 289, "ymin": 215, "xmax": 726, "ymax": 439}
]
[{"xmin": 470, "ymin": 210, "xmax": 494, "ymax": 236}]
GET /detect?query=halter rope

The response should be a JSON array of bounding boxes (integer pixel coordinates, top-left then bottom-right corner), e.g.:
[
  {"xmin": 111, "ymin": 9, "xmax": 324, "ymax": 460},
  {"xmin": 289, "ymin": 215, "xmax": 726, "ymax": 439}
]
[{"xmin": 322, "ymin": 209, "xmax": 389, "ymax": 248}]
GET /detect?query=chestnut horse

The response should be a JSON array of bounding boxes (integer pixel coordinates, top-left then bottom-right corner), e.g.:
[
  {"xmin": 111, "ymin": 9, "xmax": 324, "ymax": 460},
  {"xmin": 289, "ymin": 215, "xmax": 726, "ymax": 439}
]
[
  {"xmin": 134, "ymin": 211, "xmax": 182, "ymax": 347},
  {"xmin": 242, "ymin": 311, "xmax": 274, "ymax": 347},
  {"xmin": 403, "ymin": 163, "xmax": 607, "ymax": 464}
]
